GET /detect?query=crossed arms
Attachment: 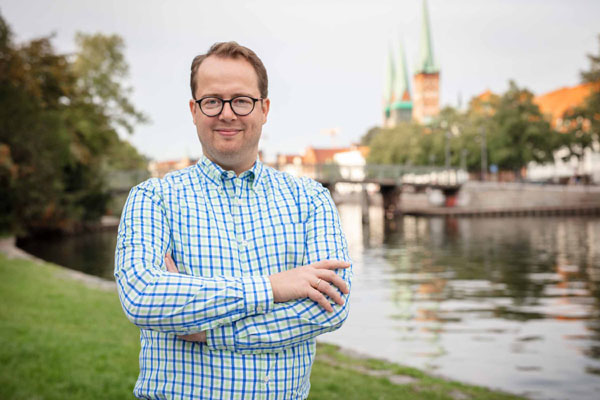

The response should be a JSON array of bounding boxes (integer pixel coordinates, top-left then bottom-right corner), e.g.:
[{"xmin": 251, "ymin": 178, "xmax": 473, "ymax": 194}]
[{"xmin": 114, "ymin": 179, "xmax": 352, "ymax": 354}]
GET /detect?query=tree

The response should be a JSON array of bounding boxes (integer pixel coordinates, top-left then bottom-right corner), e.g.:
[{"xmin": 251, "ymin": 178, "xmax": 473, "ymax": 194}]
[
  {"xmin": 72, "ymin": 33, "xmax": 148, "ymax": 135},
  {"xmin": 560, "ymin": 35, "xmax": 600, "ymax": 162},
  {"xmin": 0, "ymin": 13, "xmax": 147, "ymax": 235},
  {"xmin": 360, "ymin": 126, "xmax": 381, "ymax": 146},
  {"xmin": 367, "ymin": 123, "xmax": 430, "ymax": 165},
  {"xmin": 487, "ymin": 81, "xmax": 560, "ymax": 178}
]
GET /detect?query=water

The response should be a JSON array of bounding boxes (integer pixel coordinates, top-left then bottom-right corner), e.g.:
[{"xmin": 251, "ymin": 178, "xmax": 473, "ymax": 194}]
[
  {"xmin": 18, "ymin": 206, "xmax": 600, "ymax": 399},
  {"xmin": 18, "ymin": 230, "xmax": 118, "ymax": 280},
  {"xmin": 325, "ymin": 204, "xmax": 600, "ymax": 400}
]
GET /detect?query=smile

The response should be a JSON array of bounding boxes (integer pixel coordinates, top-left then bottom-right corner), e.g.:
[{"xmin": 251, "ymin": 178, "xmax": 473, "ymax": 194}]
[{"xmin": 215, "ymin": 128, "xmax": 242, "ymax": 137}]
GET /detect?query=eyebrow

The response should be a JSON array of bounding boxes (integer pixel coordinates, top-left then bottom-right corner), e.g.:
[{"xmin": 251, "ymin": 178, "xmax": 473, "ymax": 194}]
[{"xmin": 199, "ymin": 92, "xmax": 259, "ymax": 98}]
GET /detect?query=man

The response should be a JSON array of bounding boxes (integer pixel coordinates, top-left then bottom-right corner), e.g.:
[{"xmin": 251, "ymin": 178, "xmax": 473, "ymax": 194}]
[{"xmin": 115, "ymin": 41, "xmax": 352, "ymax": 399}]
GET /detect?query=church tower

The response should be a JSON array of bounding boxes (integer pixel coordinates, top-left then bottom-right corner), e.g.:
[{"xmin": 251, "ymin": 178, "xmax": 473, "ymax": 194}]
[
  {"xmin": 412, "ymin": 0, "xmax": 440, "ymax": 124},
  {"xmin": 383, "ymin": 46, "xmax": 395, "ymax": 127},
  {"xmin": 390, "ymin": 41, "xmax": 412, "ymax": 124},
  {"xmin": 383, "ymin": 42, "xmax": 413, "ymax": 127}
]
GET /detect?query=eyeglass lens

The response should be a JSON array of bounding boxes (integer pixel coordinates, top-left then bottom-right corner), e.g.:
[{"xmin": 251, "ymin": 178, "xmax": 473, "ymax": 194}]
[{"xmin": 200, "ymin": 97, "xmax": 255, "ymax": 116}]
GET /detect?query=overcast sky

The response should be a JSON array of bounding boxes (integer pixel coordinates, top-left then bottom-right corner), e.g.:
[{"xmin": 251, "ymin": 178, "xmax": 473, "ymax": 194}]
[{"xmin": 2, "ymin": 0, "xmax": 599, "ymax": 161}]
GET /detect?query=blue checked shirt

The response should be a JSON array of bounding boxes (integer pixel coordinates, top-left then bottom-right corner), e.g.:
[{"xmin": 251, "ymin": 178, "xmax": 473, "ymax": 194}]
[{"xmin": 115, "ymin": 156, "xmax": 352, "ymax": 399}]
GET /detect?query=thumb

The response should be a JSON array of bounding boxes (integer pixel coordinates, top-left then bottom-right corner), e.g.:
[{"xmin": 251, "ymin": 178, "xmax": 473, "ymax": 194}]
[{"xmin": 165, "ymin": 253, "xmax": 179, "ymax": 273}]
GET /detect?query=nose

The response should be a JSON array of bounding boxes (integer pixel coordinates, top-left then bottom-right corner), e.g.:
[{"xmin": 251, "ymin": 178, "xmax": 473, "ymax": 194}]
[{"xmin": 219, "ymin": 101, "xmax": 237, "ymax": 121}]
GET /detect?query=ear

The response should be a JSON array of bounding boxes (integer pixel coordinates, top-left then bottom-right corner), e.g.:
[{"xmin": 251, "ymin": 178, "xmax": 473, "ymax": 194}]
[
  {"xmin": 261, "ymin": 98, "xmax": 270, "ymax": 125},
  {"xmin": 189, "ymin": 99, "xmax": 197, "ymax": 124}
]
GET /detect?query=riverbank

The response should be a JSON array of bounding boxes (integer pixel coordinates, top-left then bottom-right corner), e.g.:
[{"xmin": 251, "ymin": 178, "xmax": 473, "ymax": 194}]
[{"xmin": 0, "ymin": 245, "xmax": 526, "ymax": 399}]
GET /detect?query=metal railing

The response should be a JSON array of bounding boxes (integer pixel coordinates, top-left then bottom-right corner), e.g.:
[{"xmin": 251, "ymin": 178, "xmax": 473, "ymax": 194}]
[
  {"xmin": 105, "ymin": 169, "xmax": 150, "ymax": 192},
  {"xmin": 279, "ymin": 163, "xmax": 469, "ymax": 187}
]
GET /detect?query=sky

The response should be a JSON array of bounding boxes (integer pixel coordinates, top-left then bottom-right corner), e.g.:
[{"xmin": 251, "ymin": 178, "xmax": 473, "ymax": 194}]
[{"xmin": 2, "ymin": 0, "xmax": 599, "ymax": 162}]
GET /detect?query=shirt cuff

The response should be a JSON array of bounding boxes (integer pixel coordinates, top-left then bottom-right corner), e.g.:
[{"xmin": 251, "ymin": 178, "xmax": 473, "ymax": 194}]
[
  {"xmin": 206, "ymin": 323, "xmax": 235, "ymax": 351},
  {"xmin": 241, "ymin": 275, "xmax": 274, "ymax": 315},
  {"xmin": 205, "ymin": 275, "xmax": 273, "ymax": 351}
]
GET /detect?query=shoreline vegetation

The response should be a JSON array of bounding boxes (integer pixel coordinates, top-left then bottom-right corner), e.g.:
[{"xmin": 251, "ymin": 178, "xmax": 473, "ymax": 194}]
[{"xmin": 0, "ymin": 243, "xmax": 526, "ymax": 400}]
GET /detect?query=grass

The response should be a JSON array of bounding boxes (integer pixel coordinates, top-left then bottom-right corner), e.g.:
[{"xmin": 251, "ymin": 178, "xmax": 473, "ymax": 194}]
[{"xmin": 0, "ymin": 254, "xmax": 527, "ymax": 400}]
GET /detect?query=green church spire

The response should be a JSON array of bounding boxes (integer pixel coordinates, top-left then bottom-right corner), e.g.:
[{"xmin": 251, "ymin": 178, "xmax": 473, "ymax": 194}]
[
  {"xmin": 384, "ymin": 45, "xmax": 395, "ymax": 104},
  {"xmin": 416, "ymin": 0, "xmax": 438, "ymax": 74},
  {"xmin": 383, "ymin": 44, "xmax": 395, "ymax": 118},
  {"xmin": 393, "ymin": 40, "xmax": 411, "ymax": 105}
]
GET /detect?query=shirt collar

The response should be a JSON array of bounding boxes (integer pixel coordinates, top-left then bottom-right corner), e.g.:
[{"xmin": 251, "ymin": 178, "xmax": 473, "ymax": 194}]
[{"xmin": 196, "ymin": 155, "xmax": 264, "ymax": 193}]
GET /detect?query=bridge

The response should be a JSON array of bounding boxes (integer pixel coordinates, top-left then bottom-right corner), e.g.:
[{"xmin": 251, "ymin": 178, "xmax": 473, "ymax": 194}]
[
  {"xmin": 277, "ymin": 163, "xmax": 469, "ymax": 220},
  {"xmin": 106, "ymin": 170, "xmax": 150, "ymax": 195}
]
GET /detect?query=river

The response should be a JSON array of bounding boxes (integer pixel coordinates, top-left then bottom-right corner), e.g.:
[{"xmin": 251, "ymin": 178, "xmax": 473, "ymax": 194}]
[{"xmin": 18, "ymin": 204, "xmax": 600, "ymax": 400}]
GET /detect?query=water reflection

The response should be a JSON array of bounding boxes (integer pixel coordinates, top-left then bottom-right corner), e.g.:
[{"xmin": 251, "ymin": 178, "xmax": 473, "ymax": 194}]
[
  {"xmin": 328, "ymin": 203, "xmax": 600, "ymax": 400},
  {"xmin": 18, "ymin": 230, "xmax": 117, "ymax": 280}
]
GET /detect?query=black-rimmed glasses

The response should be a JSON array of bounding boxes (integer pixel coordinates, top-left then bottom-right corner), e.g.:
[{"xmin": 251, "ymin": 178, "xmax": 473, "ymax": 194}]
[{"xmin": 195, "ymin": 96, "xmax": 263, "ymax": 117}]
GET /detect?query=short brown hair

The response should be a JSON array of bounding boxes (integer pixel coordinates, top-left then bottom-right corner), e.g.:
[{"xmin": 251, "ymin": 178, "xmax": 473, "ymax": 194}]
[{"xmin": 190, "ymin": 41, "xmax": 268, "ymax": 99}]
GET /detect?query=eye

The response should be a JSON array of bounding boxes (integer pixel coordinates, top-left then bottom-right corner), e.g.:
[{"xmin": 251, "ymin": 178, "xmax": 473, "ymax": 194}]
[
  {"xmin": 233, "ymin": 97, "xmax": 253, "ymax": 106},
  {"xmin": 201, "ymin": 98, "xmax": 221, "ymax": 108}
]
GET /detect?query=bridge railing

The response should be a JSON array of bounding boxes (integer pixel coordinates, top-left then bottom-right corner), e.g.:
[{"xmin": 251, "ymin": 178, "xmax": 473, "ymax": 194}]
[
  {"xmin": 284, "ymin": 164, "xmax": 468, "ymax": 187},
  {"xmin": 106, "ymin": 169, "xmax": 150, "ymax": 192}
]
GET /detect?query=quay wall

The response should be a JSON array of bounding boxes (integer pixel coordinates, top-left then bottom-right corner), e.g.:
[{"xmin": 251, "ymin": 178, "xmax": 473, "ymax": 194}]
[
  {"xmin": 455, "ymin": 182, "xmax": 600, "ymax": 209},
  {"xmin": 400, "ymin": 181, "xmax": 600, "ymax": 210}
]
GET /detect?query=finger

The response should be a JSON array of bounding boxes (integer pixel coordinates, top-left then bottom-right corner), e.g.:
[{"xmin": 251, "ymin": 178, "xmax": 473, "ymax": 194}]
[
  {"xmin": 165, "ymin": 253, "xmax": 178, "ymax": 273},
  {"xmin": 307, "ymin": 287, "xmax": 334, "ymax": 312},
  {"xmin": 318, "ymin": 270, "xmax": 349, "ymax": 295},
  {"xmin": 313, "ymin": 259, "xmax": 351, "ymax": 270},
  {"xmin": 315, "ymin": 274, "xmax": 345, "ymax": 306},
  {"xmin": 178, "ymin": 333, "xmax": 204, "ymax": 342}
]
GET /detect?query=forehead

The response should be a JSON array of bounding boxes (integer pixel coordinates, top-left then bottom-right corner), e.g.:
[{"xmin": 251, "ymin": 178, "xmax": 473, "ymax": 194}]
[{"xmin": 195, "ymin": 56, "xmax": 260, "ymax": 97}]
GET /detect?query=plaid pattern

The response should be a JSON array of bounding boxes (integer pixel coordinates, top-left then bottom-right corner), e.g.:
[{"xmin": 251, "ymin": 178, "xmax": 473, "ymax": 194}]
[{"xmin": 115, "ymin": 156, "xmax": 352, "ymax": 399}]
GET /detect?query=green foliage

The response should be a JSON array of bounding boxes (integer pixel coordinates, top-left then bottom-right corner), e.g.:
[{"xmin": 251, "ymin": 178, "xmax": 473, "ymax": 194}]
[
  {"xmin": 487, "ymin": 81, "xmax": 557, "ymax": 175},
  {"xmin": 360, "ymin": 126, "xmax": 381, "ymax": 146},
  {"xmin": 581, "ymin": 34, "xmax": 600, "ymax": 84},
  {"xmin": 365, "ymin": 81, "xmax": 561, "ymax": 179},
  {"xmin": 72, "ymin": 33, "xmax": 148, "ymax": 134},
  {"xmin": 0, "ymin": 13, "xmax": 147, "ymax": 235},
  {"xmin": 560, "ymin": 35, "xmax": 600, "ymax": 161},
  {"xmin": 367, "ymin": 123, "xmax": 430, "ymax": 165}
]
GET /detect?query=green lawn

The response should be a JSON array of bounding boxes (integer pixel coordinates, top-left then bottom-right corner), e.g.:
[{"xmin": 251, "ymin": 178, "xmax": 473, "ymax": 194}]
[{"xmin": 0, "ymin": 254, "xmax": 526, "ymax": 399}]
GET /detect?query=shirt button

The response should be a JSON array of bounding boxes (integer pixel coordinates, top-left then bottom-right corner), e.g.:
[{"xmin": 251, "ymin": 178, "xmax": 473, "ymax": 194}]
[
  {"xmin": 264, "ymin": 375, "xmax": 269, "ymax": 383},
  {"xmin": 256, "ymin": 306, "xmax": 263, "ymax": 313}
]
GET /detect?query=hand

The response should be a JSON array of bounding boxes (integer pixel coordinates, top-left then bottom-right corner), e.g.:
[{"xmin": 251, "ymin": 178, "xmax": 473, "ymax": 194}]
[
  {"xmin": 269, "ymin": 260, "xmax": 351, "ymax": 313},
  {"xmin": 165, "ymin": 253, "xmax": 207, "ymax": 343}
]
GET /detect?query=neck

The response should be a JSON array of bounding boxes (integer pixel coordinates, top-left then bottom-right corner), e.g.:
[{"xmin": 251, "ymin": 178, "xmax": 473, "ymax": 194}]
[{"xmin": 204, "ymin": 153, "xmax": 256, "ymax": 176}]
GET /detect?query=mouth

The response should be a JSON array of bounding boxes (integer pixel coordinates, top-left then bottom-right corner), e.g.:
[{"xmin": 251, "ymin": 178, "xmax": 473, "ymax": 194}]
[{"xmin": 214, "ymin": 128, "xmax": 242, "ymax": 137}]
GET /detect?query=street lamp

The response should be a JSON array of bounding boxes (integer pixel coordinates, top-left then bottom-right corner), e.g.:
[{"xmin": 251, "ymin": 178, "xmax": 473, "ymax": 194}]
[{"xmin": 480, "ymin": 126, "xmax": 487, "ymax": 181}]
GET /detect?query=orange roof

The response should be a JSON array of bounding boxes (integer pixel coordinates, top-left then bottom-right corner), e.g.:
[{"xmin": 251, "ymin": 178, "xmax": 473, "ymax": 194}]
[
  {"xmin": 534, "ymin": 82, "xmax": 598, "ymax": 122},
  {"xmin": 469, "ymin": 89, "xmax": 499, "ymax": 116},
  {"xmin": 476, "ymin": 89, "xmax": 494, "ymax": 102},
  {"xmin": 303, "ymin": 147, "xmax": 349, "ymax": 164},
  {"xmin": 277, "ymin": 154, "xmax": 301, "ymax": 164},
  {"xmin": 357, "ymin": 145, "xmax": 369, "ymax": 158}
]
